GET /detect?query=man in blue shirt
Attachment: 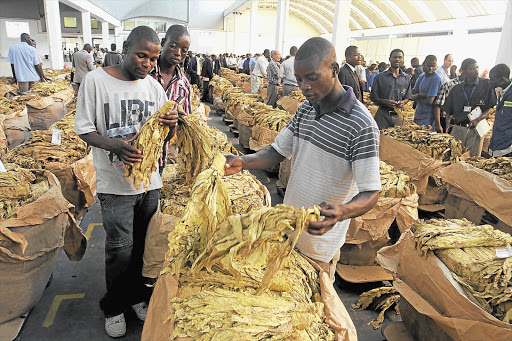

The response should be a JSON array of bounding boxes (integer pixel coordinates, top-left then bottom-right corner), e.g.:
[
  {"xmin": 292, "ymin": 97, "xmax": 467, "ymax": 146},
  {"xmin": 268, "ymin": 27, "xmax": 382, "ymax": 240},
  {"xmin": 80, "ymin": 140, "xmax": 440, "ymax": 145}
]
[
  {"xmin": 370, "ymin": 49, "xmax": 412, "ymax": 129},
  {"xmin": 488, "ymin": 64, "xmax": 512, "ymax": 157},
  {"xmin": 364, "ymin": 60, "xmax": 378, "ymax": 92},
  {"xmin": 412, "ymin": 55, "xmax": 442, "ymax": 131},
  {"xmin": 7, "ymin": 33, "xmax": 47, "ymax": 94}
]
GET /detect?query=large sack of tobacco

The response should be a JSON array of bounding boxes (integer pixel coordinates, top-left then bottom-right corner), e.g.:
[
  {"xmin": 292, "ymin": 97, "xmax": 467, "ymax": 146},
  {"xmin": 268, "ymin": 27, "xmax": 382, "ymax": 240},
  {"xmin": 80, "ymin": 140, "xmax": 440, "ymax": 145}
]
[
  {"xmin": 0, "ymin": 170, "xmax": 81, "ymax": 324},
  {"xmin": 25, "ymin": 96, "xmax": 67, "ymax": 130},
  {"xmin": 377, "ymin": 224, "xmax": 512, "ymax": 341}
]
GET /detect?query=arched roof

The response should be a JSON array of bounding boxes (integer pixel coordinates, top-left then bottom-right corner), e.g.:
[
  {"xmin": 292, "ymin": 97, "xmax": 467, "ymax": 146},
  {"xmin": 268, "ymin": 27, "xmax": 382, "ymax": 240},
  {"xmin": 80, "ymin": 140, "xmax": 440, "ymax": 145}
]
[{"xmin": 253, "ymin": 0, "xmax": 506, "ymax": 33}]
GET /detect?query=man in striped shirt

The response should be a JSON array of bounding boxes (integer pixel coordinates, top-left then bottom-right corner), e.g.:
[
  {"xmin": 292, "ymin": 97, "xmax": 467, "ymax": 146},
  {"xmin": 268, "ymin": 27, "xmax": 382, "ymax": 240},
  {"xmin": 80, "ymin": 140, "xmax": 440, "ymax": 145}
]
[
  {"xmin": 225, "ymin": 37, "xmax": 380, "ymax": 281},
  {"xmin": 150, "ymin": 24, "xmax": 191, "ymax": 172},
  {"xmin": 266, "ymin": 50, "xmax": 281, "ymax": 108}
]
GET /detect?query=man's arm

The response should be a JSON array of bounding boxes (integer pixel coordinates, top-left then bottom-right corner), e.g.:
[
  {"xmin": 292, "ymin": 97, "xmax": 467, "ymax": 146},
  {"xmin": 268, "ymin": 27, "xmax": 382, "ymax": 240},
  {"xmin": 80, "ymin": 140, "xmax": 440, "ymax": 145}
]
[
  {"xmin": 307, "ymin": 191, "xmax": 379, "ymax": 235},
  {"xmin": 86, "ymin": 55, "xmax": 96, "ymax": 71},
  {"xmin": 79, "ymin": 132, "xmax": 143, "ymax": 166},
  {"xmin": 35, "ymin": 63, "xmax": 47, "ymax": 82},
  {"xmin": 225, "ymin": 145, "xmax": 285, "ymax": 175},
  {"xmin": 433, "ymin": 106, "xmax": 443, "ymax": 133},
  {"xmin": 10, "ymin": 64, "xmax": 16, "ymax": 81}
]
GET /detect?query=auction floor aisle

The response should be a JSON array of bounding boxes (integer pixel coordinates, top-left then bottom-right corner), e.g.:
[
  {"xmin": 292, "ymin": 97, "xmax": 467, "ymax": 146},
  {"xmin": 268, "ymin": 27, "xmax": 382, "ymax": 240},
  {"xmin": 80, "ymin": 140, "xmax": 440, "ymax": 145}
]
[{"xmin": 17, "ymin": 103, "xmax": 397, "ymax": 341}]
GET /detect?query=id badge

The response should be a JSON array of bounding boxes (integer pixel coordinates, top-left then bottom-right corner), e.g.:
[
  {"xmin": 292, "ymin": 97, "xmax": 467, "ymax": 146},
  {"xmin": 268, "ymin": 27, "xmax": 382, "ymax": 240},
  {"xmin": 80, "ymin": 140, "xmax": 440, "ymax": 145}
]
[{"xmin": 463, "ymin": 106, "xmax": 471, "ymax": 112}]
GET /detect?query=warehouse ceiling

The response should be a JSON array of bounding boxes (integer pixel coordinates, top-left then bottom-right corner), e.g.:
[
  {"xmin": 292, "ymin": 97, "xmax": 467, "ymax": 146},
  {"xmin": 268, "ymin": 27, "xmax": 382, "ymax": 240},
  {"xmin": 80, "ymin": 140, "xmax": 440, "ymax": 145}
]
[{"xmin": 253, "ymin": 0, "xmax": 507, "ymax": 34}]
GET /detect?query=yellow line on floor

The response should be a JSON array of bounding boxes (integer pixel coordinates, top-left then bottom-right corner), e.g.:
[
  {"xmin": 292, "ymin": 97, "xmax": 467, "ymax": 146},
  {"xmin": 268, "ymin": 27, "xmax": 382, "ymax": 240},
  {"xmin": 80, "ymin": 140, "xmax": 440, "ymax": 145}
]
[
  {"xmin": 85, "ymin": 223, "xmax": 102, "ymax": 240},
  {"xmin": 42, "ymin": 293, "xmax": 85, "ymax": 328}
]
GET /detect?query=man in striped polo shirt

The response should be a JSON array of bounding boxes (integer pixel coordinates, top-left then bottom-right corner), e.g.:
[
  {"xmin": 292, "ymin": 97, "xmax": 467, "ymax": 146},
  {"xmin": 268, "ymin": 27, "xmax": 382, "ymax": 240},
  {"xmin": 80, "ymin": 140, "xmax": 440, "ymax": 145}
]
[{"xmin": 225, "ymin": 37, "xmax": 380, "ymax": 281}]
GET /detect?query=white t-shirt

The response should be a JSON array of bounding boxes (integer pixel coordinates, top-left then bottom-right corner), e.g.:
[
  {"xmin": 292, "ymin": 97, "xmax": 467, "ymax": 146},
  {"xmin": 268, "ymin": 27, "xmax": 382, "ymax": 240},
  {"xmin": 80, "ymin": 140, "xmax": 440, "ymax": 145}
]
[{"xmin": 75, "ymin": 68, "xmax": 167, "ymax": 195}]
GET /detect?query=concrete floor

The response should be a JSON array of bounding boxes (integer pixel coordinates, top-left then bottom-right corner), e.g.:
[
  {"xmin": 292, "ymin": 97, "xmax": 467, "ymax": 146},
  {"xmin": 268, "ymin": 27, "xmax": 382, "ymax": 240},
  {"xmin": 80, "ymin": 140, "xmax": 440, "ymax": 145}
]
[{"xmin": 16, "ymin": 102, "xmax": 397, "ymax": 340}]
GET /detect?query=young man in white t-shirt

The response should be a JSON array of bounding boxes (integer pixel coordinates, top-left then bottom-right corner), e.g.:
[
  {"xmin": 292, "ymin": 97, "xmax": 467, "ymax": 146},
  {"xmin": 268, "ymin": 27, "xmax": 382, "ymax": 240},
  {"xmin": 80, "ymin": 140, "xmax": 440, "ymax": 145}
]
[{"xmin": 75, "ymin": 26, "xmax": 179, "ymax": 338}]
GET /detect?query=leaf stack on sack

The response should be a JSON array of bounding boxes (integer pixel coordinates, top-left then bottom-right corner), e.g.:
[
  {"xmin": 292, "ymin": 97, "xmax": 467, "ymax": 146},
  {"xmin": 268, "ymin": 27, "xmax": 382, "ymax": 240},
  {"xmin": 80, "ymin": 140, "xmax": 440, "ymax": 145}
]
[
  {"xmin": 12, "ymin": 80, "xmax": 74, "ymax": 131},
  {"xmin": 250, "ymin": 107, "xmax": 293, "ymax": 152},
  {"xmin": 339, "ymin": 161, "xmax": 418, "ymax": 283},
  {"xmin": 352, "ymin": 286, "xmax": 400, "ymax": 329},
  {"xmin": 377, "ymin": 219, "xmax": 512, "ymax": 340},
  {"xmin": 0, "ymin": 164, "xmax": 85, "ymax": 325},
  {"xmin": 2, "ymin": 113, "xmax": 96, "ymax": 220},
  {"xmin": 143, "ymin": 112, "xmax": 269, "ymax": 279},
  {"xmin": 142, "ymin": 153, "xmax": 357, "ymax": 340},
  {"xmin": 380, "ymin": 124, "xmax": 467, "ymax": 209},
  {"xmin": 0, "ymin": 97, "xmax": 31, "ymax": 150}
]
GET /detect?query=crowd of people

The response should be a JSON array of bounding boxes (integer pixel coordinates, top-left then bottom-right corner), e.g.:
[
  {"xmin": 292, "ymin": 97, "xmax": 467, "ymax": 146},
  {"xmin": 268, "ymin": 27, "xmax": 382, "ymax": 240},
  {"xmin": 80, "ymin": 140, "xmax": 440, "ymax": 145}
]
[{"xmin": 6, "ymin": 23, "xmax": 511, "ymax": 338}]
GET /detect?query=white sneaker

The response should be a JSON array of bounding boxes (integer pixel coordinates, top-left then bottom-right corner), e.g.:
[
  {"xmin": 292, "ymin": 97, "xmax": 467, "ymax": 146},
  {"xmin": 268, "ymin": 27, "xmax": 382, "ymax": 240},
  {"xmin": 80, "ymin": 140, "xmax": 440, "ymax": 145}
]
[
  {"xmin": 105, "ymin": 313, "xmax": 126, "ymax": 338},
  {"xmin": 131, "ymin": 302, "xmax": 148, "ymax": 321}
]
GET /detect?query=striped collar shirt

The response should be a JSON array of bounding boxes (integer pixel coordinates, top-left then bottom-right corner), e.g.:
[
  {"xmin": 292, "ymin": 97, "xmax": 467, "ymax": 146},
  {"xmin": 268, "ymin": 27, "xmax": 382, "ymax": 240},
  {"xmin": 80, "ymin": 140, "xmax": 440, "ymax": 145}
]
[
  {"xmin": 271, "ymin": 86, "xmax": 381, "ymax": 262},
  {"xmin": 151, "ymin": 63, "xmax": 191, "ymax": 115},
  {"xmin": 267, "ymin": 58, "xmax": 280, "ymax": 85}
]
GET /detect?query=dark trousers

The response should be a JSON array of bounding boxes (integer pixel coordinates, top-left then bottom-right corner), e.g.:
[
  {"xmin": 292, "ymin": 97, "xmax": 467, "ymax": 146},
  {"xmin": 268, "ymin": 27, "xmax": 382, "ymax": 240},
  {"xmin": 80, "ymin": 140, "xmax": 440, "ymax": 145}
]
[
  {"xmin": 98, "ymin": 190, "xmax": 159, "ymax": 317},
  {"xmin": 189, "ymin": 72, "xmax": 199, "ymax": 86},
  {"xmin": 201, "ymin": 80, "xmax": 210, "ymax": 102},
  {"xmin": 374, "ymin": 107, "xmax": 402, "ymax": 130}
]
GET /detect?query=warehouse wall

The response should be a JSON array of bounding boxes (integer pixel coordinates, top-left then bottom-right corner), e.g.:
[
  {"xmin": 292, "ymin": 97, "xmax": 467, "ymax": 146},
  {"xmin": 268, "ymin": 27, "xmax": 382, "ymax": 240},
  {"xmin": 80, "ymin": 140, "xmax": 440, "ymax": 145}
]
[{"xmin": 0, "ymin": 19, "xmax": 49, "ymax": 59}]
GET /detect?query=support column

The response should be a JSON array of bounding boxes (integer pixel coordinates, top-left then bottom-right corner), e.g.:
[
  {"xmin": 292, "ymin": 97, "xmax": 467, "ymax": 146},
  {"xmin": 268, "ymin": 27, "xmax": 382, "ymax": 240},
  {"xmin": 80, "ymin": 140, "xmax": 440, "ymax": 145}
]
[
  {"xmin": 232, "ymin": 14, "xmax": 237, "ymax": 54},
  {"xmin": 249, "ymin": 0, "xmax": 258, "ymax": 53},
  {"xmin": 496, "ymin": 0, "xmax": 512, "ymax": 68},
  {"xmin": 81, "ymin": 11, "xmax": 92, "ymax": 46},
  {"xmin": 43, "ymin": 0, "xmax": 63, "ymax": 69},
  {"xmin": 101, "ymin": 21, "xmax": 110, "ymax": 49},
  {"xmin": 275, "ymin": 0, "xmax": 289, "ymax": 53},
  {"xmin": 332, "ymin": 0, "xmax": 352, "ymax": 62},
  {"xmin": 114, "ymin": 26, "xmax": 122, "ymax": 52}
]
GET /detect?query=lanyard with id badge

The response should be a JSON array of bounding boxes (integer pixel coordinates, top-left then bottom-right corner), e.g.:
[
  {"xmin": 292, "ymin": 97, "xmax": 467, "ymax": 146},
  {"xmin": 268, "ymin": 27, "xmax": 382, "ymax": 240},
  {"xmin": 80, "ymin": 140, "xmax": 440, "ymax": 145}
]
[{"xmin": 463, "ymin": 85, "xmax": 476, "ymax": 114}]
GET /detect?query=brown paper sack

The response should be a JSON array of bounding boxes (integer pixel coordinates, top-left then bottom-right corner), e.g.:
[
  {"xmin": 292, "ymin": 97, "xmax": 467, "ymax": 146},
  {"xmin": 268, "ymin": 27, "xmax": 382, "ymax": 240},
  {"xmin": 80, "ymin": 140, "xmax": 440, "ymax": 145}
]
[
  {"xmin": 45, "ymin": 151, "xmax": 97, "ymax": 220},
  {"xmin": 260, "ymin": 87, "xmax": 268, "ymax": 102},
  {"xmin": 0, "ymin": 107, "xmax": 31, "ymax": 148},
  {"xmin": 51, "ymin": 88, "xmax": 74, "ymax": 107},
  {"xmin": 437, "ymin": 162, "xmax": 512, "ymax": 226},
  {"xmin": 0, "ymin": 170, "xmax": 85, "ymax": 324},
  {"xmin": 277, "ymin": 96, "xmax": 302, "ymax": 115},
  {"xmin": 237, "ymin": 121, "xmax": 253, "ymax": 149},
  {"xmin": 0, "ymin": 84, "xmax": 17, "ymax": 98},
  {"xmin": 249, "ymin": 124, "xmax": 278, "ymax": 151},
  {"xmin": 379, "ymin": 134, "xmax": 445, "ymax": 195},
  {"xmin": 242, "ymin": 82, "xmax": 251, "ymax": 94},
  {"xmin": 213, "ymin": 97, "xmax": 224, "ymax": 110},
  {"xmin": 377, "ymin": 231, "xmax": 512, "ymax": 341},
  {"xmin": 141, "ymin": 258, "xmax": 358, "ymax": 341},
  {"xmin": 26, "ymin": 96, "xmax": 67, "ymax": 130}
]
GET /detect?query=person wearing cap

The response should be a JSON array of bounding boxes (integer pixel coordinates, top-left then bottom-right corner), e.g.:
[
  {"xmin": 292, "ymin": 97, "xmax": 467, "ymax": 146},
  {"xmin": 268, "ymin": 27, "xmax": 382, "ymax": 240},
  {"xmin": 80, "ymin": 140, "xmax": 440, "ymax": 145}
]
[{"xmin": 364, "ymin": 60, "xmax": 378, "ymax": 92}]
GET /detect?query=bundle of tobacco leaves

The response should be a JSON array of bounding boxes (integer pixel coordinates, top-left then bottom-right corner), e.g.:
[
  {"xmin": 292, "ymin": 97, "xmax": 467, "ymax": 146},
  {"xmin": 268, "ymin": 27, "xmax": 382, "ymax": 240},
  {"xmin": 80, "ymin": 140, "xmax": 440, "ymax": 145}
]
[
  {"xmin": 465, "ymin": 157, "xmax": 512, "ymax": 181},
  {"xmin": 379, "ymin": 161, "xmax": 417, "ymax": 198},
  {"xmin": 30, "ymin": 80, "xmax": 71, "ymax": 96},
  {"xmin": 411, "ymin": 218, "xmax": 512, "ymax": 322},
  {"xmin": 0, "ymin": 97, "xmax": 25, "ymax": 115},
  {"xmin": 352, "ymin": 287, "xmax": 400, "ymax": 329},
  {"xmin": 0, "ymin": 163, "xmax": 50, "ymax": 219},
  {"xmin": 382, "ymin": 124, "xmax": 467, "ymax": 163}
]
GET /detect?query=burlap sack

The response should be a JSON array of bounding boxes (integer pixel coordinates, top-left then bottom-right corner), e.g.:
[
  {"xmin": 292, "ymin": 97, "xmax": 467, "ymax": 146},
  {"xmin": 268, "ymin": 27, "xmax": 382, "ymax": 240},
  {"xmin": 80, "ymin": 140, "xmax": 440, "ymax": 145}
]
[
  {"xmin": 0, "ymin": 170, "xmax": 85, "ymax": 324},
  {"xmin": 213, "ymin": 97, "xmax": 224, "ymax": 110},
  {"xmin": 237, "ymin": 121, "xmax": 252, "ymax": 149},
  {"xmin": 276, "ymin": 157, "xmax": 292, "ymax": 189},
  {"xmin": 26, "ymin": 96, "xmax": 67, "ymax": 130},
  {"xmin": 277, "ymin": 96, "xmax": 302, "ymax": 115},
  {"xmin": 0, "ymin": 84, "xmax": 17, "ymax": 98}
]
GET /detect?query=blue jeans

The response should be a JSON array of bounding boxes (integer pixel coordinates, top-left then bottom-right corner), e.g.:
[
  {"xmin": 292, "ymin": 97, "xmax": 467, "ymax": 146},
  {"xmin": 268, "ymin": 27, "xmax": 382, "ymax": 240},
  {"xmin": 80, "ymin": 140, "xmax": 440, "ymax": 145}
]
[
  {"xmin": 98, "ymin": 190, "xmax": 159, "ymax": 317},
  {"xmin": 414, "ymin": 117, "xmax": 435, "ymax": 130}
]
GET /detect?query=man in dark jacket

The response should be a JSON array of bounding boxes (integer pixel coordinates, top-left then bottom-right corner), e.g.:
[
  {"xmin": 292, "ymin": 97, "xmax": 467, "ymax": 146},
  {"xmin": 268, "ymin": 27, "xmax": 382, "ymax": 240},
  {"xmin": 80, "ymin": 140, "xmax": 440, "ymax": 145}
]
[
  {"xmin": 338, "ymin": 46, "xmax": 363, "ymax": 102},
  {"xmin": 102, "ymin": 43, "xmax": 123, "ymax": 67},
  {"xmin": 201, "ymin": 53, "xmax": 213, "ymax": 102},
  {"xmin": 213, "ymin": 54, "xmax": 221, "ymax": 75},
  {"xmin": 488, "ymin": 64, "xmax": 512, "ymax": 157}
]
